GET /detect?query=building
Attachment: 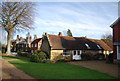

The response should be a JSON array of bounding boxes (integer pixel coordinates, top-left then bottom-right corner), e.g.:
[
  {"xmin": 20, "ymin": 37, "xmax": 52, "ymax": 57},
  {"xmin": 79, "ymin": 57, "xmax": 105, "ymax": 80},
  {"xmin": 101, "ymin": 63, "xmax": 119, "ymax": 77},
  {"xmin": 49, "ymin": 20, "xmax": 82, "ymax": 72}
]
[
  {"xmin": 41, "ymin": 33, "xmax": 112, "ymax": 61},
  {"xmin": 110, "ymin": 17, "xmax": 120, "ymax": 60},
  {"xmin": 11, "ymin": 33, "xmax": 32, "ymax": 52},
  {"xmin": 31, "ymin": 38, "xmax": 42, "ymax": 53}
]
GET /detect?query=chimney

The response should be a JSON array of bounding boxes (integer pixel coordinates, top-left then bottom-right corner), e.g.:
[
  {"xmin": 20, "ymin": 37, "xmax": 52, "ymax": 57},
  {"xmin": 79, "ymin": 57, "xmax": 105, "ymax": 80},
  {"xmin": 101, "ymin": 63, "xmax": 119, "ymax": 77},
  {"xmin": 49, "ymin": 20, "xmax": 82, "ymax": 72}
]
[
  {"xmin": 19, "ymin": 37, "xmax": 23, "ymax": 42},
  {"xmin": 85, "ymin": 36, "xmax": 87, "ymax": 38},
  {"xmin": 43, "ymin": 32, "xmax": 47, "ymax": 36},
  {"xmin": 17, "ymin": 35, "xmax": 19, "ymax": 40},
  {"xmin": 34, "ymin": 35, "xmax": 37, "ymax": 40},
  {"xmin": 58, "ymin": 32, "xmax": 62, "ymax": 36}
]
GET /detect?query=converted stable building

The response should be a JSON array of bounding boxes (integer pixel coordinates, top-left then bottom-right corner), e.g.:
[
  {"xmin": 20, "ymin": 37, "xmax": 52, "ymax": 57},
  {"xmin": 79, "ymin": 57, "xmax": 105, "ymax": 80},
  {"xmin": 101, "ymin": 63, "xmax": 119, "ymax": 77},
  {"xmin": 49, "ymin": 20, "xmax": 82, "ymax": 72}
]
[{"xmin": 41, "ymin": 33, "xmax": 112, "ymax": 61}]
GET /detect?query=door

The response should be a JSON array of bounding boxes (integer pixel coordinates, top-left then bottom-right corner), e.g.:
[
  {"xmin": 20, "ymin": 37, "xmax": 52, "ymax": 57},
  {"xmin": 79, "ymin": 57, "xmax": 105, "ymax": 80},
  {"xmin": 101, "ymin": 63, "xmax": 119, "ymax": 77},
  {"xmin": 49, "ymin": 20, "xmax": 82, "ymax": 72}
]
[{"xmin": 73, "ymin": 50, "xmax": 82, "ymax": 60}]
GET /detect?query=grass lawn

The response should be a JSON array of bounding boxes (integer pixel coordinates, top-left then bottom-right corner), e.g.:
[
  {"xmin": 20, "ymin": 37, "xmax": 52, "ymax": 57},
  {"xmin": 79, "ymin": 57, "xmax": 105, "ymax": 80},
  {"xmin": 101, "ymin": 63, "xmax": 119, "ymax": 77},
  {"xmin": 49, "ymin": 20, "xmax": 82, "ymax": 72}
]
[
  {"xmin": 2, "ymin": 55, "xmax": 30, "ymax": 61},
  {"xmin": 9, "ymin": 60, "xmax": 116, "ymax": 79}
]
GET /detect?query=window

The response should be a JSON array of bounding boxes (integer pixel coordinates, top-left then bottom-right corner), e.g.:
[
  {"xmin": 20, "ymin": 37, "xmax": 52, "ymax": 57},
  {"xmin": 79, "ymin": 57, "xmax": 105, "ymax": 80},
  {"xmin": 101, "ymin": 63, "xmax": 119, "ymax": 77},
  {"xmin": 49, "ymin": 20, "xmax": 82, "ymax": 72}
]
[
  {"xmin": 74, "ymin": 51, "xmax": 76, "ymax": 55},
  {"xmin": 35, "ymin": 44, "xmax": 37, "ymax": 47},
  {"xmin": 26, "ymin": 44, "xmax": 27, "ymax": 47},
  {"xmin": 99, "ymin": 51, "xmax": 102, "ymax": 53},
  {"xmin": 78, "ymin": 50, "xmax": 80, "ymax": 55},
  {"xmin": 39, "ymin": 44, "xmax": 41, "ymax": 47},
  {"xmin": 14, "ymin": 47, "xmax": 16, "ymax": 51},
  {"xmin": 118, "ymin": 46, "xmax": 120, "ymax": 53},
  {"xmin": 31, "ymin": 44, "xmax": 33, "ymax": 47},
  {"xmin": 85, "ymin": 44, "xmax": 90, "ymax": 49},
  {"xmin": 22, "ymin": 44, "xmax": 23, "ymax": 47},
  {"xmin": 63, "ymin": 50, "xmax": 70, "ymax": 56},
  {"xmin": 97, "ymin": 45, "xmax": 101, "ymax": 49}
]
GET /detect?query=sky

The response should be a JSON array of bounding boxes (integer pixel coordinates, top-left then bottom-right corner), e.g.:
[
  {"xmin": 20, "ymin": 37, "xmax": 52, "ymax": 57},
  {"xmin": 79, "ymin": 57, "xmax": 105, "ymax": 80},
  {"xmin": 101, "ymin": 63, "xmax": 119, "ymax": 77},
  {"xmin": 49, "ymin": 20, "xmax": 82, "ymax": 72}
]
[{"xmin": 2, "ymin": 2, "xmax": 119, "ymax": 44}]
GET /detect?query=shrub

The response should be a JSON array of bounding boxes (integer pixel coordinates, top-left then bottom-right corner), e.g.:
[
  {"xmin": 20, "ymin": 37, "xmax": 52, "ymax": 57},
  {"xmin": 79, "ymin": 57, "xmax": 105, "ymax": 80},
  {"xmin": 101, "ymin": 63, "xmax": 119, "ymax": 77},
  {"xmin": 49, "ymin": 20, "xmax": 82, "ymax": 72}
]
[
  {"xmin": 106, "ymin": 53, "xmax": 113, "ymax": 63},
  {"xmin": 81, "ymin": 53, "xmax": 91, "ymax": 60},
  {"xmin": 17, "ymin": 52, "xmax": 30, "ymax": 57},
  {"xmin": 30, "ymin": 51, "xmax": 49, "ymax": 63},
  {"xmin": 2, "ymin": 47, "xmax": 7, "ymax": 53},
  {"xmin": 57, "ymin": 58, "xmax": 65, "ymax": 62},
  {"xmin": 92, "ymin": 53, "xmax": 105, "ymax": 60},
  {"xmin": 56, "ymin": 56, "xmax": 70, "ymax": 62}
]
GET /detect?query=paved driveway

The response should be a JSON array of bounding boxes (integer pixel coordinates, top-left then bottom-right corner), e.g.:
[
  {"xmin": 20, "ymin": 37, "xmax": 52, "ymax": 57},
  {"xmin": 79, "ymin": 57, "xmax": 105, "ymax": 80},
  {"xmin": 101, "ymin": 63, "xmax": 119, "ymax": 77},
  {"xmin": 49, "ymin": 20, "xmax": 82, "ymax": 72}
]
[{"xmin": 68, "ymin": 60, "xmax": 119, "ymax": 78}]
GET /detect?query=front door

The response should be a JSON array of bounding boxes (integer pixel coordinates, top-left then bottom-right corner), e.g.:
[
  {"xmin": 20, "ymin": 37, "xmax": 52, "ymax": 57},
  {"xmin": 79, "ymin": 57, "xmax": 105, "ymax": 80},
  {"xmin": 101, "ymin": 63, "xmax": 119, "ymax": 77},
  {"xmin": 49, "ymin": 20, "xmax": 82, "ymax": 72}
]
[{"xmin": 73, "ymin": 50, "xmax": 81, "ymax": 60}]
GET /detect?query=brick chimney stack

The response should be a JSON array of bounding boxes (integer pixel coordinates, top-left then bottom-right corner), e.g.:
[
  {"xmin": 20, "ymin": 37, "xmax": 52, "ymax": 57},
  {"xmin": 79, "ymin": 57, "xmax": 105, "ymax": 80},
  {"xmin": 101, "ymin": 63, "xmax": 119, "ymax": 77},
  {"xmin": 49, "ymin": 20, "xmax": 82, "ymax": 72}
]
[
  {"xmin": 26, "ymin": 32, "xmax": 32, "ymax": 44},
  {"xmin": 58, "ymin": 32, "xmax": 62, "ymax": 36},
  {"xmin": 19, "ymin": 37, "xmax": 23, "ymax": 42}
]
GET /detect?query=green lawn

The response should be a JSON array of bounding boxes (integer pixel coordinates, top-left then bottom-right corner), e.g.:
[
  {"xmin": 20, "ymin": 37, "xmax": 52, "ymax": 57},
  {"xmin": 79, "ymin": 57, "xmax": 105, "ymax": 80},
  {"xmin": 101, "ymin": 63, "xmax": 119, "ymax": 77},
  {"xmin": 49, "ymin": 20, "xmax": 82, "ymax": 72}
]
[
  {"xmin": 9, "ymin": 60, "xmax": 116, "ymax": 79},
  {"xmin": 2, "ymin": 55, "xmax": 30, "ymax": 61}
]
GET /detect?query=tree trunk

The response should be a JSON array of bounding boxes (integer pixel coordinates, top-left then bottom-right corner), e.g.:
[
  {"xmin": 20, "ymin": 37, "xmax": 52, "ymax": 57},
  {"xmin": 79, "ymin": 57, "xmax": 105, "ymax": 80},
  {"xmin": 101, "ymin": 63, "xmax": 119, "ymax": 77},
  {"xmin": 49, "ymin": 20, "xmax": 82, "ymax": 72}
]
[{"xmin": 6, "ymin": 31, "xmax": 12, "ymax": 55}]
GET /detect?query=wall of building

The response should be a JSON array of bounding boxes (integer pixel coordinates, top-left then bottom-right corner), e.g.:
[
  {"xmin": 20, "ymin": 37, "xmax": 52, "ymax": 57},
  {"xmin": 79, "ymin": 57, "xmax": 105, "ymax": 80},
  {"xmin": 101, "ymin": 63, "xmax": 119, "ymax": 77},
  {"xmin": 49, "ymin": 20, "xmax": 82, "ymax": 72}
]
[
  {"xmin": 112, "ymin": 21, "xmax": 120, "ymax": 59},
  {"xmin": 31, "ymin": 40, "xmax": 42, "ymax": 51},
  {"xmin": 113, "ymin": 22, "xmax": 120, "ymax": 42},
  {"xmin": 50, "ymin": 50, "xmax": 72, "ymax": 61},
  {"xmin": 41, "ymin": 36, "xmax": 51, "ymax": 58}
]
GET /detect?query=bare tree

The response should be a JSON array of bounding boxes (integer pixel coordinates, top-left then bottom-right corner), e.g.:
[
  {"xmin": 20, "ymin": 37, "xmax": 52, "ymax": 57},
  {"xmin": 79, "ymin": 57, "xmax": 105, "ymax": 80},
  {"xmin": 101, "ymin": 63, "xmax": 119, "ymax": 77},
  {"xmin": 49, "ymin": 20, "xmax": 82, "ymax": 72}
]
[
  {"xmin": 0, "ymin": 2, "xmax": 34, "ymax": 55},
  {"xmin": 101, "ymin": 32, "xmax": 113, "ymax": 41}
]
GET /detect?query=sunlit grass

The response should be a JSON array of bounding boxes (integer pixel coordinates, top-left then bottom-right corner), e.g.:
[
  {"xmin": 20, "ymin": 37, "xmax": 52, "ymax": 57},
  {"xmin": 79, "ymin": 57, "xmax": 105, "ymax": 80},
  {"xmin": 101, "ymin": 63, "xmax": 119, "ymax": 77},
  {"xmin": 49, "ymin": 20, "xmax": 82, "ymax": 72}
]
[{"xmin": 9, "ymin": 60, "xmax": 116, "ymax": 79}]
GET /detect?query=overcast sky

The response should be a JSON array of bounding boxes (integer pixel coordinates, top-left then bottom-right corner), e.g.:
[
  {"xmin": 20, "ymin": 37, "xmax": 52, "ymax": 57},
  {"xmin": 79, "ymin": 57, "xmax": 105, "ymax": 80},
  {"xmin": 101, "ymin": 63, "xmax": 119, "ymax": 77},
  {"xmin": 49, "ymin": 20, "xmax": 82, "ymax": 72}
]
[{"xmin": 9, "ymin": 2, "xmax": 119, "ymax": 42}]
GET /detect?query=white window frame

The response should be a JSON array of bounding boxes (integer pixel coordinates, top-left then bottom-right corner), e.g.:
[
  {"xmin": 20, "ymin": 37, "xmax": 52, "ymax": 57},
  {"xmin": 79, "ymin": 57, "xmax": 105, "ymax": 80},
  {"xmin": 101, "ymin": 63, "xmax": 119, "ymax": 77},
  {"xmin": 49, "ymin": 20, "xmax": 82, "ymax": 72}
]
[{"xmin": 63, "ymin": 50, "xmax": 70, "ymax": 56}]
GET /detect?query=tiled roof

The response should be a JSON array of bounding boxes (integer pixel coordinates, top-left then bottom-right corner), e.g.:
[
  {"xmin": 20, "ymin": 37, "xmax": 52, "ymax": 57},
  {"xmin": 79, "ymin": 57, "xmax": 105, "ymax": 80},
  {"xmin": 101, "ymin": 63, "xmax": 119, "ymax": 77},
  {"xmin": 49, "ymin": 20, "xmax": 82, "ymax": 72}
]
[
  {"xmin": 31, "ymin": 38, "xmax": 42, "ymax": 44},
  {"xmin": 86, "ymin": 38, "xmax": 112, "ymax": 51},
  {"xmin": 47, "ymin": 34, "xmax": 104, "ymax": 50}
]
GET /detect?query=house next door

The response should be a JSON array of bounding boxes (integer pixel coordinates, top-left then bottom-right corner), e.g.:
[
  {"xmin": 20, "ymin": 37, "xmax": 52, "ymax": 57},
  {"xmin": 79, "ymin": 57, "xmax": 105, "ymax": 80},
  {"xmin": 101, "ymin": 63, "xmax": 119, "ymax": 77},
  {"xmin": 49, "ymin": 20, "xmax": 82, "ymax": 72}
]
[{"xmin": 73, "ymin": 50, "xmax": 81, "ymax": 60}]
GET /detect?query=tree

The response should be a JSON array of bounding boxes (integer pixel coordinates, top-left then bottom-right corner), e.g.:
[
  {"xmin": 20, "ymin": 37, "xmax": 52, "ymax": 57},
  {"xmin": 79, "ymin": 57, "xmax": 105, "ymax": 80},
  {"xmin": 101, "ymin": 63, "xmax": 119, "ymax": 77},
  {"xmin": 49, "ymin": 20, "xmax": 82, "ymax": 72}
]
[
  {"xmin": 67, "ymin": 29, "xmax": 73, "ymax": 37},
  {"xmin": 0, "ymin": 2, "xmax": 34, "ymax": 55},
  {"xmin": 101, "ymin": 33, "xmax": 113, "ymax": 41}
]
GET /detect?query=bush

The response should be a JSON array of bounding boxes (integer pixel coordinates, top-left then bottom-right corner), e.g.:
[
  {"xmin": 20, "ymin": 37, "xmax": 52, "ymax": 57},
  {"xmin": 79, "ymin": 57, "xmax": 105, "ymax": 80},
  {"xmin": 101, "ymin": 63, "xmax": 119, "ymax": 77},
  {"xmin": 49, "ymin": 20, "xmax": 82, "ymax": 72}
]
[
  {"xmin": 2, "ymin": 47, "xmax": 7, "ymax": 53},
  {"xmin": 17, "ymin": 52, "xmax": 30, "ymax": 57},
  {"xmin": 81, "ymin": 53, "xmax": 91, "ymax": 60},
  {"xmin": 92, "ymin": 53, "xmax": 105, "ymax": 60},
  {"xmin": 30, "ymin": 51, "xmax": 49, "ymax": 63},
  {"xmin": 106, "ymin": 53, "xmax": 113, "ymax": 63},
  {"xmin": 57, "ymin": 58, "xmax": 65, "ymax": 62}
]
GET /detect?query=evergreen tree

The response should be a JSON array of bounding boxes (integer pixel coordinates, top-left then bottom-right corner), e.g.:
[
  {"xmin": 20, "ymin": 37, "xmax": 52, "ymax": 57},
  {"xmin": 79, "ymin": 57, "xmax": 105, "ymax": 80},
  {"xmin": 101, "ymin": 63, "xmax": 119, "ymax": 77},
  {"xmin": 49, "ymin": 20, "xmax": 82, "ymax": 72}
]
[{"xmin": 67, "ymin": 29, "xmax": 73, "ymax": 37}]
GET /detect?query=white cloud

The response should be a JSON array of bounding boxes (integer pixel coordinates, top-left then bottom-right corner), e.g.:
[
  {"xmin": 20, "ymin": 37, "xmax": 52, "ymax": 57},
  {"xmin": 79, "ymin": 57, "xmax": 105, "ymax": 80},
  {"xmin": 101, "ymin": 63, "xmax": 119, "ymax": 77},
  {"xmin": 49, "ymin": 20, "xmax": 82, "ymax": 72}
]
[{"xmin": 30, "ymin": 2, "xmax": 117, "ymax": 39}]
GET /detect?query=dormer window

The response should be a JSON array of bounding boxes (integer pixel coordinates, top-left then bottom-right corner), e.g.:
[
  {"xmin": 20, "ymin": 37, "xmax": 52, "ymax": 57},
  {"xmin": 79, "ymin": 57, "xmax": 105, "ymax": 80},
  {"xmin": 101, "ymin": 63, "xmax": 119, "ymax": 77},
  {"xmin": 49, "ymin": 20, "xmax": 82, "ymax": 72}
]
[
  {"xmin": 97, "ymin": 45, "xmax": 101, "ymax": 49},
  {"xmin": 85, "ymin": 44, "xmax": 90, "ymax": 49}
]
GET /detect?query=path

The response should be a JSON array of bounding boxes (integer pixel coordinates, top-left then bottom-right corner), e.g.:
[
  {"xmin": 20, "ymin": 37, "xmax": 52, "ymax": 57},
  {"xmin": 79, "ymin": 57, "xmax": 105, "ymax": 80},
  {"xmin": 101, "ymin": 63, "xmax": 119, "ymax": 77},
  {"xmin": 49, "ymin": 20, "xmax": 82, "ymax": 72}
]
[
  {"xmin": 68, "ymin": 60, "xmax": 119, "ymax": 78},
  {"xmin": 1, "ymin": 58, "xmax": 36, "ymax": 80}
]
